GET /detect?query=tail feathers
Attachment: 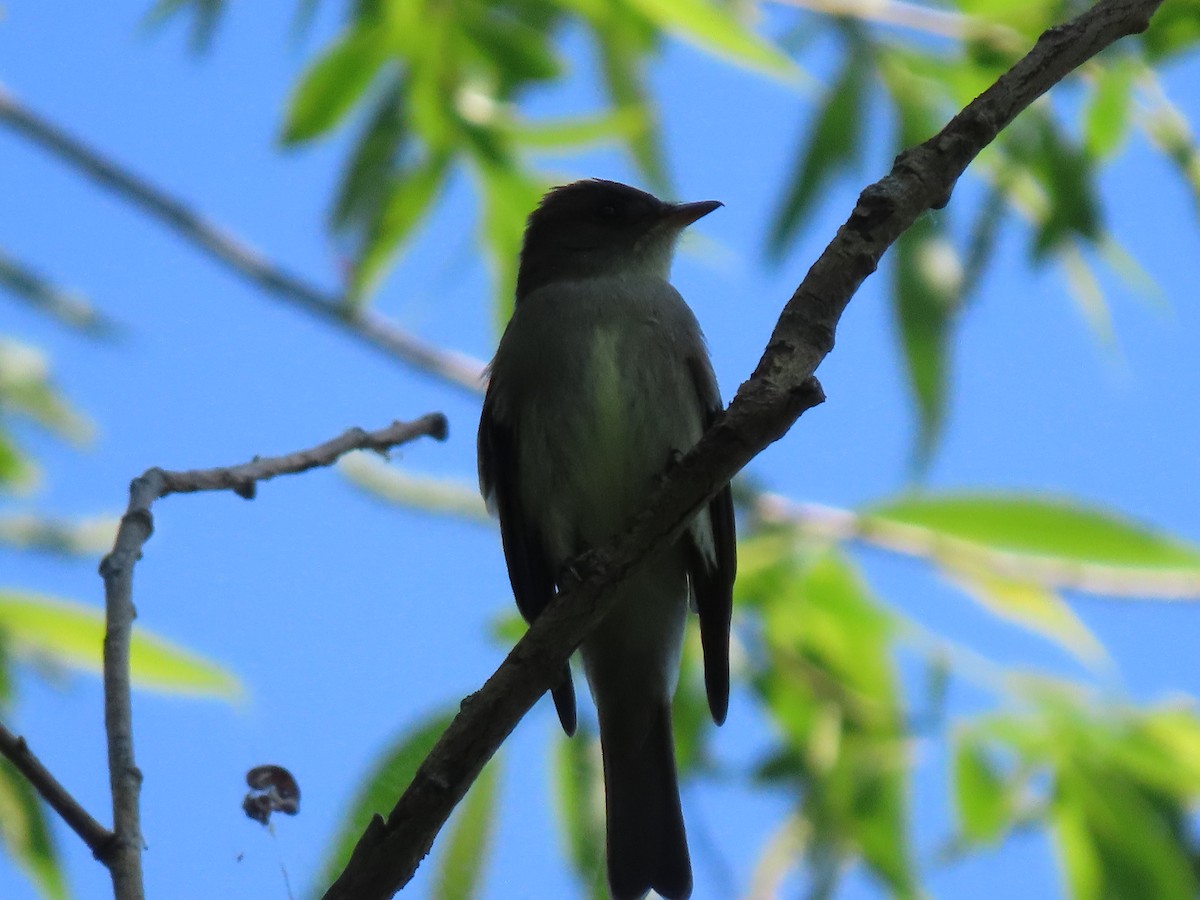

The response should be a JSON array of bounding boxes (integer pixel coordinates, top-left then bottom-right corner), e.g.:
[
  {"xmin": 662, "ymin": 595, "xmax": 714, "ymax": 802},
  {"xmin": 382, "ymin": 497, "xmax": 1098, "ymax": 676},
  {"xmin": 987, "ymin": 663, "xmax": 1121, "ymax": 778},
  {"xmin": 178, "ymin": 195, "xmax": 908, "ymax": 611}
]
[
  {"xmin": 551, "ymin": 665, "xmax": 577, "ymax": 736},
  {"xmin": 602, "ymin": 703, "xmax": 691, "ymax": 900}
]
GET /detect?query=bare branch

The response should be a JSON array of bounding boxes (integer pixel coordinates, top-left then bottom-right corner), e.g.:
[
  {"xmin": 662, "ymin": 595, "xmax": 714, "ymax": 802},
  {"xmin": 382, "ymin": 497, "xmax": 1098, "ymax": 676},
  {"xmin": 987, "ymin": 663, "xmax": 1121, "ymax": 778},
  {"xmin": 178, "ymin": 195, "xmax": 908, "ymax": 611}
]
[
  {"xmin": 319, "ymin": 2, "xmax": 1164, "ymax": 897},
  {"xmin": 0, "ymin": 718, "xmax": 115, "ymax": 859},
  {"xmin": 96, "ymin": 415, "xmax": 447, "ymax": 899},
  {"xmin": 0, "ymin": 85, "xmax": 486, "ymax": 394}
]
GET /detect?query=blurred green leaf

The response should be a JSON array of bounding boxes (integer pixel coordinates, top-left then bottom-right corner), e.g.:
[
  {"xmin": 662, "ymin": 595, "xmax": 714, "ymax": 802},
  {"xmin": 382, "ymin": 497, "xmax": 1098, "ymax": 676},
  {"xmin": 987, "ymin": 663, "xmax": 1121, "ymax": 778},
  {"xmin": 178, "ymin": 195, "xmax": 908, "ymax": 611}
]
[
  {"xmin": 769, "ymin": 47, "xmax": 869, "ymax": 258},
  {"xmin": 331, "ymin": 78, "xmax": 409, "ymax": 233},
  {"xmin": 623, "ymin": 0, "xmax": 794, "ymax": 78},
  {"xmin": 893, "ymin": 214, "xmax": 961, "ymax": 469},
  {"xmin": 0, "ymin": 514, "xmax": 118, "ymax": 556},
  {"xmin": 867, "ymin": 493, "xmax": 1200, "ymax": 572},
  {"xmin": 508, "ymin": 107, "xmax": 650, "ymax": 150},
  {"xmin": 0, "ymin": 251, "xmax": 118, "ymax": 337},
  {"xmin": 590, "ymin": 7, "xmax": 668, "ymax": 191},
  {"xmin": 951, "ymin": 567, "xmax": 1106, "ymax": 664},
  {"xmin": 461, "ymin": 9, "xmax": 561, "ymax": 91},
  {"xmin": 142, "ymin": 0, "xmax": 228, "ymax": 52},
  {"xmin": 314, "ymin": 710, "xmax": 455, "ymax": 894},
  {"xmin": 952, "ymin": 736, "xmax": 1014, "ymax": 844},
  {"xmin": 479, "ymin": 162, "xmax": 547, "ymax": 326},
  {"xmin": 350, "ymin": 153, "xmax": 450, "ymax": 300},
  {"xmin": 0, "ymin": 591, "xmax": 241, "ymax": 699},
  {"xmin": 432, "ymin": 754, "xmax": 500, "ymax": 900},
  {"xmin": 0, "ymin": 339, "xmax": 92, "ymax": 445},
  {"xmin": 554, "ymin": 727, "xmax": 607, "ymax": 900},
  {"xmin": 0, "ymin": 431, "xmax": 38, "ymax": 494},
  {"xmin": 744, "ymin": 542, "xmax": 915, "ymax": 897},
  {"xmin": 338, "ymin": 457, "xmax": 490, "ymax": 523},
  {"xmin": 1141, "ymin": 0, "xmax": 1200, "ymax": 61},
  {"xmin": 1084, "ymin": 58, "xmax": 1135, "ymax": 159},
  {"xmin": 0, "ymin": 757, "xmax": 66, "ymax": 900},
  {"xmin": 283, "ymin": 24, "xmax": 389, "ymax": 144}
]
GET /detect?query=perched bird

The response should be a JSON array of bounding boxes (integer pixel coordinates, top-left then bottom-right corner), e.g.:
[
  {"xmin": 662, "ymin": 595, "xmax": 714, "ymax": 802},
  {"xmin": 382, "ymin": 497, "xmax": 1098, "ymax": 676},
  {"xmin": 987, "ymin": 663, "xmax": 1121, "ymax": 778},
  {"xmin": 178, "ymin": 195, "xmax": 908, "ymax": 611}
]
[{"xmin": 478, "ymin": 179, "xmax": 736, "ymax": 900}]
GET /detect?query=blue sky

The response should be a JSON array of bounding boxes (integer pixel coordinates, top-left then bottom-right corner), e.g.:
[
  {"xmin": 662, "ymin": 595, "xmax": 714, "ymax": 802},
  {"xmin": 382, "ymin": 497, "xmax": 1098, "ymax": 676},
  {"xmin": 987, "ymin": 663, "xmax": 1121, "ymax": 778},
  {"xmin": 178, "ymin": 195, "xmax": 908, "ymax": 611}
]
[{"xmin": 2, "ymin": 2, "xmax": 1200, "ymax": 899}]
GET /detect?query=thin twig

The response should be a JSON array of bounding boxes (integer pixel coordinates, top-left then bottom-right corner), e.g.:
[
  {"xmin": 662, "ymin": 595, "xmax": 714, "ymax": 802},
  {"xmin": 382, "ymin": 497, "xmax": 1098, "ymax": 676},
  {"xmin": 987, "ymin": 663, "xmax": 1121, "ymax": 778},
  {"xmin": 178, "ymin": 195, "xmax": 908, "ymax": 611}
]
[
  {"xmin": 319, "ymin": 2, "xmax": 1164, "ymax": 897},
  {"xmin": 96, "ymin": 415, "xmax": 447, "ymax": 900},
  {"xmin": 0, "ymin": 84, "xmax": 486, "ymax": 394},
  {"xmin": 0, "ymin": 718, "xmax": 115, "ymax": 859}
]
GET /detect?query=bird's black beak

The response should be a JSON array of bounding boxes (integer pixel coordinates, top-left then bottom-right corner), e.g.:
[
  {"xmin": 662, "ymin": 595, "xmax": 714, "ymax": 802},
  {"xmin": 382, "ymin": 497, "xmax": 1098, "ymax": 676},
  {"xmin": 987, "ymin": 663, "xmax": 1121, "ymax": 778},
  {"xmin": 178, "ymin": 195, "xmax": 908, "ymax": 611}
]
[{"xmin": 663, "ymin": 199, "xmax": 723, "ymax": 228}]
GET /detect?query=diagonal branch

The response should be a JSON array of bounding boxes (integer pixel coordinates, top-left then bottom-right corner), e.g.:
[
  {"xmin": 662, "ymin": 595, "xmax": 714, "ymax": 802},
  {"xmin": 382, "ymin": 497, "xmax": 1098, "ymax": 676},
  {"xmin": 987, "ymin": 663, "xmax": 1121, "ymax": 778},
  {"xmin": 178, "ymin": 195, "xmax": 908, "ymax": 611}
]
[
  {"xmin": 0, "ymin": 85, "xmax": 486, "ymax": 394},
  {"xmin": 97, "ymin": 415, "xmax": 447, "ymax": 900},
  {"xmin": 318, "ymin": 1, "xmax": 1164, "ymax": 897},
  {"xmin": 0, "ymin": 718, "xmax": 115, "ymax": 858}
]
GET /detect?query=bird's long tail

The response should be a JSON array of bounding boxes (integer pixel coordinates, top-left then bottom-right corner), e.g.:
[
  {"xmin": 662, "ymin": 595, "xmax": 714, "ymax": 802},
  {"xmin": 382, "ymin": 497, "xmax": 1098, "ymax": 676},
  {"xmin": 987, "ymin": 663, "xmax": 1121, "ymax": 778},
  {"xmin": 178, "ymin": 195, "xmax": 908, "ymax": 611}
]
[{"xmin": 601, "ymin": 701, "xmax": 691, "ymax": 900}]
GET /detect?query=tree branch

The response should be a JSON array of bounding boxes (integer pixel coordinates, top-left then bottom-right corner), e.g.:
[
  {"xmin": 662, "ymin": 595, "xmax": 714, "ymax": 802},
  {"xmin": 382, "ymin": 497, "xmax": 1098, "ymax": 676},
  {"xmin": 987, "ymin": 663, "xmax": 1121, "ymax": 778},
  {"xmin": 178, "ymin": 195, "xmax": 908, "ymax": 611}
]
[
  {"xmin": 0, "ymin": 718, "xmax": 115, "ymax": 859},
  {"xmin": 318, "ymin": 1, "xmax": 1164, "ymax": 897},
  {"xmin": 0, "ymin": 85, "xmax": 486, "ymax": 394},
  {"xmin": 96, "ymin": 415, "xmax": 447, "ymax": 899}
]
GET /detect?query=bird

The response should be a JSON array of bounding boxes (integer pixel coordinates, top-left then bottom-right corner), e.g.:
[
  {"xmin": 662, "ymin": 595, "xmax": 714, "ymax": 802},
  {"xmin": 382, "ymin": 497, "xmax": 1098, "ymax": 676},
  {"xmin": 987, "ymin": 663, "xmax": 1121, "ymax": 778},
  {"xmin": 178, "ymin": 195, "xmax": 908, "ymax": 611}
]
[{"xmin": 478, "ymin": 178, "xmax": 736, "ymax": 900}]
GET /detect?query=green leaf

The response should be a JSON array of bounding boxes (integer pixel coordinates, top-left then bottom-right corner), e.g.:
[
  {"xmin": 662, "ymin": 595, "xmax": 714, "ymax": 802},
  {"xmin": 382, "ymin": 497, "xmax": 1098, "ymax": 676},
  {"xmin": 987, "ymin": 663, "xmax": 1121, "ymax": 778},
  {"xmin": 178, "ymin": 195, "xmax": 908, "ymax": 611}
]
[
  {"xmin": 952, "ymin": 736, "xmax": 1014, "ymax": 844},
  {"xmin": 313, "ymin": 710, "xmax": 454, "ymax": 894},
  {"xmin": 893, "ymin": 214, "xmax": 962, "ymax": 470},
  {"xmin": 0, "ymin": 591, "xmax": 241, "ymax": 699},
  {"xmin": 142, "ymin": 0, "xmax": 228, "ymax": 53},
  {"xmin": 0, "ymin": 513, "xmax": 119, "ymax": 556},
  {"xmin": 432, "ymin": 754, "xmax": 500, "ymax": 900},
  {"xmin": 1141, "ymin": 0, "xmax": 1200, "ymax": 61},
  {"xmin": 282, "ymin": 25, "xmax": 389, "ymax": 144},
  {"xmin": 1084, "ymin": 57, "xmax": 1135, "ymax": 160},
  {"xmin": 622, "ymin": 0, "xmax": 795, "ymax": 78},
  {"xmin": 508, "ymin": 107, "xmax": 650, "ymax": 150},
  {"xmin": 950, "ymin": 567, "xmax": 1106, "ymax": 664},
  {"xmin": 553, "ymin": 728, "xmax": 607, "ymax": 900},
  {"xmin": 478, "ymin": 163, "xmax": 547, "ymax": 327},
  {"xmin": 330, "ymin": 78, "xmax": 409, "ymax": 233},
  {"xmin": 867, "ymin": 493, "xmax": 1200, "ymax": 573},
  {"xmin": 0, "ymin": 339, "xmax": 92, "ymax": 444},
  {"xmin": 349, "ymin": 153, "xmax": 450, "ymax": 300},
  {"xmin": 769, "ymin": 49, "xmax": 869, "ymax": 257},
  {"xmin": 0, "ymin": 430, "xmax": 38, "ymax": 494},
  {"xmin": 0, "ymin": 250, "xmax": 118, "ymax": 337},
  {"xmin": 0, "ymin": 757, "xmax": 66, "ymax": 900},
  {"xmin": 590, "ymin": 10, "xmax": 668, "ymax": 192}
]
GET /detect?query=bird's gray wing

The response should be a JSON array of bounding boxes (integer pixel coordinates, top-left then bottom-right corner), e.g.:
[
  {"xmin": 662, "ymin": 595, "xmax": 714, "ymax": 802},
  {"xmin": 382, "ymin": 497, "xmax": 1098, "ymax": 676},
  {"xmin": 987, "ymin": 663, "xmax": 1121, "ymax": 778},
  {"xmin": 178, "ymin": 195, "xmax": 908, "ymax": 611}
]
[
  {"xmin": 682, "ymin": 355, "xmax": 737, "ymax": 726},
  {"xmin": 479, "ymin": 385, "xmax": 578, "ymax": 735}
]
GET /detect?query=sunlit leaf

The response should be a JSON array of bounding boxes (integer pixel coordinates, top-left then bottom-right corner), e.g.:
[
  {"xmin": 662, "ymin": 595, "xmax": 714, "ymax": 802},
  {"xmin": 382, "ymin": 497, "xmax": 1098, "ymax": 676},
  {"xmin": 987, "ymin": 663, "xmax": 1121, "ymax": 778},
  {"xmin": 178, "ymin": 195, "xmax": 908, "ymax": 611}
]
[
  {"xmin": 953, "ymin": 736, "xmax": 1014, "ymax": 844},
  {"xmin": 338, "ymin": 457, "xmax": 490, "ymax": 523},
  {"xmin": 282, "ymin": 24, "xmax": 389, "ymax": 144},
  {"xmin": 623, "ymin": 0, "xmax": 794, "ymax": 78},
  {"xmin": 1084, "ymin": 57, "xmax": 1135, "ymax": 159},
  {"xmin": 0, "ymin": 757, "xmax": 66, "ymax": 900},
  {"xmin": 769, "ymin": 47, "xmax": 869, "ymax": 258},
  {"xmin": 432, "ymin": 754, "xmax": 500, "ymax": 900},
  {"xmin": 0, "ymin": 431, "xmax": 38, "ymax": 494},
  {"xmin": 313, "ymin": 710, "xmax": 454, "ymax": 894},
  {"xmin": 0, "ymin": 591, "xmax": 241, "ymax": 699},
  {"xmin": 867, "ymin": 493, "xmax": 1200, "ymax": 572},
  {"xmin": 0, "ymin": 339, "xmax": 92, "ymax": 444},
  {"xmin": 951, "ymin": 565, "xmax": 1106, "ymax": 664},
  {"xmin": 508, "ymin": 107, "xmax": 650, "ymax": 150}
]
